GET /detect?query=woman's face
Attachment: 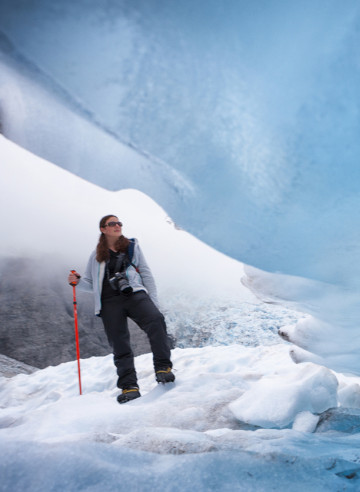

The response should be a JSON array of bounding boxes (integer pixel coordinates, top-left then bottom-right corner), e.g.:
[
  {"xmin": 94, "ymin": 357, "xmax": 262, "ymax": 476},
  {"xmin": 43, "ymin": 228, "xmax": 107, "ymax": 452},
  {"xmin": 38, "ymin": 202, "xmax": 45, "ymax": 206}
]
[{"xmin": 100, "ymin": 216, "xmax": 123, "ymax": 240}]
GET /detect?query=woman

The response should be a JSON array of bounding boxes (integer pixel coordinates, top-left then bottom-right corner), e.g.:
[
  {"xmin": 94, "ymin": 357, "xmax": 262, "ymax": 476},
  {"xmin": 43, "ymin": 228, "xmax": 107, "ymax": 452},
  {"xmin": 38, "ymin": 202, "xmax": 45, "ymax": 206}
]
[{"xmin": 68, "ymin": 214, "xmax": 174, "ymax": 404}]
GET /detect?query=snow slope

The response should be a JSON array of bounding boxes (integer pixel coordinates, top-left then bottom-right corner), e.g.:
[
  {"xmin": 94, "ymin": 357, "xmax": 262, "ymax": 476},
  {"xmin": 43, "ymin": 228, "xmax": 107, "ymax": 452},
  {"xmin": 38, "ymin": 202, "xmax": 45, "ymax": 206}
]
[
  {"xmin": 0, "ymin": 134, "xmax": 300, "ymax": 350},
  {"xmin": 2, "ymin": 130, "xmax": 360, "ymax": 374},
  {"xmin": 2, "ymin": 345, "xmax": 360, "ymax": 491},
  {"xmin": 0, "ymin": 133, "xmax": 243, "ymax": 296},
  {"xmin": 2, "ymin": 136, "xmax": 360, "ymax": 489}
]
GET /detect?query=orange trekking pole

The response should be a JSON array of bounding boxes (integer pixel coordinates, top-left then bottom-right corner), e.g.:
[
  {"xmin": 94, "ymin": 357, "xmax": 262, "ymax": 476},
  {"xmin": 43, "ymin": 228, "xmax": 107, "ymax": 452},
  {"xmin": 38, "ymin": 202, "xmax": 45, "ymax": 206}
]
[{"xmin": 70, "ymin": 270, "xmax": 82, "ymax": 395}]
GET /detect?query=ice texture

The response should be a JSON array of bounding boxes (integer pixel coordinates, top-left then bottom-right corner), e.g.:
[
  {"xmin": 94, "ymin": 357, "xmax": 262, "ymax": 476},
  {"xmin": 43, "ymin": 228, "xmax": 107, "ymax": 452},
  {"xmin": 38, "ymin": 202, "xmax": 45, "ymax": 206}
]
[
  {"xmin": 0, "ymin": 1, "xmax": 360, "ymax": 284},
  {"xmin": 1, "ymin": 1, "xmax": 360, "ymax": 375},
  {"xmin": 2, "ymin": 345, "xmax": 360, "ymax": 490}
]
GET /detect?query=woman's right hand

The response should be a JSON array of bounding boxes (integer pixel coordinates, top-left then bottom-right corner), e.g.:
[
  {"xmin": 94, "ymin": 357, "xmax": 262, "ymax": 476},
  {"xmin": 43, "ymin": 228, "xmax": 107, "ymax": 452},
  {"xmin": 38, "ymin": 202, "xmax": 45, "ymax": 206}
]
[{"xmin": 68, "ymin": 270, "xmax": 81, "ymax": 286}]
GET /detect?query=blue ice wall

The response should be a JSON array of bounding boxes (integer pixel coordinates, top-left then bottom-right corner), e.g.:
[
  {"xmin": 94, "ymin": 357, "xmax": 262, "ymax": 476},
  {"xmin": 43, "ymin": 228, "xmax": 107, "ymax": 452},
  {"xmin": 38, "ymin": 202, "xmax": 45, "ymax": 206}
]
[{"xmin": 0, "ymin": 0, "xmax": 360, "ymax": 286}]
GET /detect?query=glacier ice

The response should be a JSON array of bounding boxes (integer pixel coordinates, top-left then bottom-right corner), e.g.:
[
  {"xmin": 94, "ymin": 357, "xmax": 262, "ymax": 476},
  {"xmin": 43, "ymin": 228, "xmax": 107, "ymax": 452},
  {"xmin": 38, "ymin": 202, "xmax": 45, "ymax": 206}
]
[
  {"xmin": 2, "ymin": 345, "xmax": 360, "ymax": 490},
  {"xmin": 0, "ymin": 0, "xmax": 360, "ymax": 285},
  {"xmin": 1, "ymin": 1, "xmax": 360, "ymax": 374}
]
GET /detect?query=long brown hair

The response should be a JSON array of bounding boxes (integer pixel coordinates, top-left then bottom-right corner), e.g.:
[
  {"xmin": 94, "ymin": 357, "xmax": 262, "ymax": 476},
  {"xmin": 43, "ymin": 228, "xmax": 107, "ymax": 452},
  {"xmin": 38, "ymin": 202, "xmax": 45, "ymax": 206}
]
[{"xmin": 96, "ymin": 214, "xmax": 130, "ymax": 262}]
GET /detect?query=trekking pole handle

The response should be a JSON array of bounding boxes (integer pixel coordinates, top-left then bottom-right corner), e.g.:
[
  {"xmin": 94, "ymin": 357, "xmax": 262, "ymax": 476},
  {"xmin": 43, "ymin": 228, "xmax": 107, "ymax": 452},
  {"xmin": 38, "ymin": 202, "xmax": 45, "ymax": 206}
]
[{"xmin": 69, "ymin": 270, "xmax": 81, "ymax": 286}]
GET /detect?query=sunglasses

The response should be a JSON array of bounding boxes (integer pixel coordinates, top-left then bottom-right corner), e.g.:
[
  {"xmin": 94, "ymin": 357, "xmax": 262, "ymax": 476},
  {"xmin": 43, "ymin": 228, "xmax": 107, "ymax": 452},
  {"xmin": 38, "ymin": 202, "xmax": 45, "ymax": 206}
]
[{"xmin": 104, "ymin": 221, "xmax": 123, "ymax": 227}]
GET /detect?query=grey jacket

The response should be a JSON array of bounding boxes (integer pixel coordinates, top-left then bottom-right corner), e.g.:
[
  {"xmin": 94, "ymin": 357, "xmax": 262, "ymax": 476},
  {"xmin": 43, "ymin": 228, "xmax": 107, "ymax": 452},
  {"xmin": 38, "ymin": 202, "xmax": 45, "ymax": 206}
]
[{"xmin": 78, "ymin": 239, "xmax": 159, "ymax": 315}]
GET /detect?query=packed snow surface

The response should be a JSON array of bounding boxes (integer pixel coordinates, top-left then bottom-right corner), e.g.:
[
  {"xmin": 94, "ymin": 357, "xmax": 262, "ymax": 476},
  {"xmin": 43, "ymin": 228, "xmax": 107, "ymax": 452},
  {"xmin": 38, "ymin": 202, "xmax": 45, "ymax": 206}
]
[{"xmin": 2, "ymin": 345, "xmax": 360, "ymax": 491}]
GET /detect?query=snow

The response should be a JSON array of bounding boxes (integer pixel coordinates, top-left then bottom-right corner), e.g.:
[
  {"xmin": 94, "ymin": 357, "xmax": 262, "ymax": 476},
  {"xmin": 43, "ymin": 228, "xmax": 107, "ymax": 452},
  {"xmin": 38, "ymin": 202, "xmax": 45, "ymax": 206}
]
[
  {"xmin": 2, "ymin": 345, "xmax": 360, "ymax": 490},
  {"xmin": 243, "ymin": 266, "xmax": 360, "ymax": 376},
  {"xmin": 1, "ymin": 7, "xmax": 360, "ymax": 382},
  {"xmin": 229, "ymin": 363, "xmax": 338, "ymax": 430},
  {"xmin": 2, "ymin": 3, "xmax": 360, "ymax": 380},
  {"xmin": 1, "ymin": 1, "xmax": 360, "ymax": 288},
  {"xmin": 2, "ymin": 133, "xmax": 360, "ymax": 489},
  {"xmin": 0, "ymin": 133, "xmax": 299, "ymax": 353},
  {"xmin": 1, "ymin": 3, "xmax": 360, "ymax": 487}
]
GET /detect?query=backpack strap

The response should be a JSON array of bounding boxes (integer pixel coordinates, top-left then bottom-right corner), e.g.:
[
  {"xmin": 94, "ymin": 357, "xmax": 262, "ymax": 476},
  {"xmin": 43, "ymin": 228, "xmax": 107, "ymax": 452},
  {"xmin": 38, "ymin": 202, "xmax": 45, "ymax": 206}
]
[
  {"xmin": 128, "ymin": 238, "xmax": 140, "ymax": 273},
  {"xmin": 128, "ymin": 238, "xmax": 135, "ymax": 262}
]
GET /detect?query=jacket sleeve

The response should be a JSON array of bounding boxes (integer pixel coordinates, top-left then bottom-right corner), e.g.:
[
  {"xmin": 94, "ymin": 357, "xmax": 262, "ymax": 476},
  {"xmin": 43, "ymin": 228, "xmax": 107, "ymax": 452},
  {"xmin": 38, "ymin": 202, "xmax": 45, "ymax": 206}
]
[
  {"xmin": 136, "ymin": 243, "xmax": 160, "ymax": 307},
  {"xmin": 77, "ymin": 251, "xmax": 95, "ymax": 293}
]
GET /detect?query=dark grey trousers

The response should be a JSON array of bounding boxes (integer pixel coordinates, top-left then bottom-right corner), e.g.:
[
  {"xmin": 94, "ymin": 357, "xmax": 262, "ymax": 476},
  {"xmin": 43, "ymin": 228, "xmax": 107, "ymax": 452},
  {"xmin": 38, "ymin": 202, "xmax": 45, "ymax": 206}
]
[{"xmin": 101, "ymin": 290, "xmax": 172, "ymax": 389}]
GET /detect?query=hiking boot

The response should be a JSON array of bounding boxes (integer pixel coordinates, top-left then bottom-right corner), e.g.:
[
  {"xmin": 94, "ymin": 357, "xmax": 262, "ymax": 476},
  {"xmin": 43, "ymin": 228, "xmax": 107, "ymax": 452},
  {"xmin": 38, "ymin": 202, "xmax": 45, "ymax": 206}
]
[
  {"xmin": 117, "ymin": 387, "xmax": 141, "ymax": 404},
  {"xmin": 155, "ymin": 367, "xmax": 175, "ymax": 384}
]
